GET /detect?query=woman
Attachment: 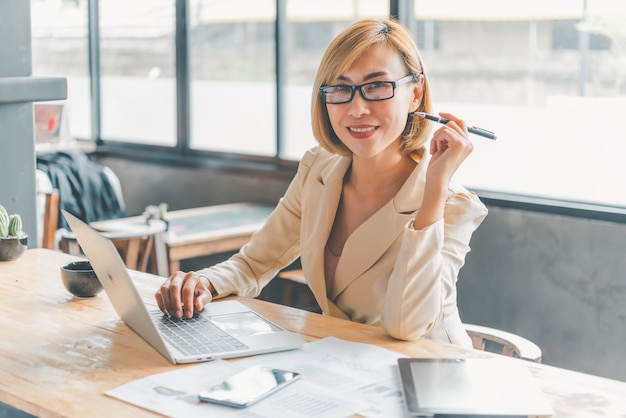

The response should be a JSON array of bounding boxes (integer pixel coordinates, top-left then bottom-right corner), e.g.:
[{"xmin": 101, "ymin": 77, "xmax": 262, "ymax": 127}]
[{"xmin": 155, "ymin": 18, "xmax": 487, "ymax": 347}]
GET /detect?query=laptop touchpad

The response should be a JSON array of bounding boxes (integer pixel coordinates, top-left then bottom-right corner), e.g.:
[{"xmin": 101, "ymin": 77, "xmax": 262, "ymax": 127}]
[{"xmin": 209, "ymin": 312, "xmax": 282, "ymax": 338}]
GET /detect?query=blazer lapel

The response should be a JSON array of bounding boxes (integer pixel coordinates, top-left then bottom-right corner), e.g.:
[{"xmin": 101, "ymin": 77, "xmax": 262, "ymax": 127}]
[
  {"xmin": 301, "ymin": 155, "xmax": 351, "ymax": 313},
  {"xmin": 331, "ymin": 160, "xmax": 427, "ymax": 298}
]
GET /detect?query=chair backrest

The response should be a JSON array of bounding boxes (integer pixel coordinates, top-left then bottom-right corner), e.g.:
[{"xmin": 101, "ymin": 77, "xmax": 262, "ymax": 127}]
[
  {"xmin": 38, "ymin": 163, "xmax": 169, "ymax": 276},
  {"xmin": 464, "ymin": 323, "xmax": 542, "ymax": 363},
  {"xmin": 37, "ymin": 164, "xmax": 126, "ymax": 248},
  {"xmin": 42, "ymin": 190, "xmax": 60, "ymax": 249},
  {"xmin": 59, "ymin": 219, "xmax": 168, "ymax": 277}
]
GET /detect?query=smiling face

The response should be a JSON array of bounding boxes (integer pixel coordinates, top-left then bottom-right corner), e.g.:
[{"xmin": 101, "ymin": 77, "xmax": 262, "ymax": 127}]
[{"xmin": 324, "ymin": 44, "xmax": 422, "ymax": 161}]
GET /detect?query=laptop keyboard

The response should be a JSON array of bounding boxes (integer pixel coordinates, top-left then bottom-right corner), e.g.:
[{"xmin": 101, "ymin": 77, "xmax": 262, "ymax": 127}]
[{"xmin": 150, "ymin": 310, "xmax": 249, "ymax": 356}]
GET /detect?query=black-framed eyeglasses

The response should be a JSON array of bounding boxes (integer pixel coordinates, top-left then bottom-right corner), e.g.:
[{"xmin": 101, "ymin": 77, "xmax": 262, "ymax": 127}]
[{"xmin": 319, "ymin": 74, "xmax": 415, "ymax": 105}]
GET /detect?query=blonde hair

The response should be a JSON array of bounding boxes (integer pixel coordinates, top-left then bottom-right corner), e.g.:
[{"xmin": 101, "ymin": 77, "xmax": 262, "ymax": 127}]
[{"xmin": 311, "ymin": 19, "xmax": 432, "ymax": 156}]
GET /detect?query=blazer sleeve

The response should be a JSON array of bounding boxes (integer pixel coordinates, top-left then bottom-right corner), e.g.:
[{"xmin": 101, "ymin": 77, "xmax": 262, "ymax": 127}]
[
  {"xmin": 195, "ymin": 148, "xmax": 320, "ymax": 298},
  {"xmin": 381, "ymin": 184, "xmax": 487, "ymax": 340}
]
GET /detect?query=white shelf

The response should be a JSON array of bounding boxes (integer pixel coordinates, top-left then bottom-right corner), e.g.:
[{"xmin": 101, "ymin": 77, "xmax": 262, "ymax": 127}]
[{"xmin": 0, "ymin": 76, "xmax": 67, "ymax": 104}]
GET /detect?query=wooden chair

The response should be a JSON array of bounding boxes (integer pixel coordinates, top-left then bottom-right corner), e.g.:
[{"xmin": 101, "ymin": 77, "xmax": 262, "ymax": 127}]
[
  {"xmin": 37, "ymin": 164, "xmax": 126, "ymax": 249},
  {"xmin": 41, "ymin": 186, "xmax": 168, "ymax": 276},
  {"xmin": 464, "ymin": 323, "xmax": 542, "ymax": 363},
  {"xmin": 59, "ymin": 219, "xmax": 169, "ymax": 277},
  {"xmin": 41, "ymin": 190, "xmax": 60, "ymax": 249}
]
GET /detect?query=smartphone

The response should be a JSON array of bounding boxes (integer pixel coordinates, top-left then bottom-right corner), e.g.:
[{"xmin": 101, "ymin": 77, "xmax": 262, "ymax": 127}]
[{"xmin": 198, "ymin": 365, "xmax": 301, "ymax": 408}]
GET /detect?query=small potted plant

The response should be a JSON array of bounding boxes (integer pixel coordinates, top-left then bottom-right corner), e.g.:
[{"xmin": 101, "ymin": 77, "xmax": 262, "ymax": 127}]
[{"xmin": 0, "ymin": 204, "xmax": 28, "ymax": 261}]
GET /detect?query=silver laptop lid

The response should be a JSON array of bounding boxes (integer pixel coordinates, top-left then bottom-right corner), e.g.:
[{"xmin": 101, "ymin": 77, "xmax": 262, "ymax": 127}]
[
  {"xmin": 63, "ymin": 209, "xmax": 177, "ymax": 362},
  {"xmin": 62, "ymin": 209, "xmax": 305, "ymax": 364}
]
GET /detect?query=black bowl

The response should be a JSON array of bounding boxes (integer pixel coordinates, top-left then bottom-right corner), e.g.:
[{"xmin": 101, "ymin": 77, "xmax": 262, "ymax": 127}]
[
  {"xmin": 60, "ymin": 260, "xmax": 103, "ymax": 297},
  {"xmin": 0, "ymin": 235, "xmax": 28, "ymax": 261}
]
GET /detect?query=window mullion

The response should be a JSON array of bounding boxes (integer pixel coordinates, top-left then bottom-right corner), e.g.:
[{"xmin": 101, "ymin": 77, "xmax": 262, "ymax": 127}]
[
  {"xmin": 275, "ymin": 0, "xmax": 287, "ymax": 157},
  {"xmin": 88, "ymin": 0, "xmax": 101, "ymax": 142},
  {"xmin": 176, "ymin": 0, "xmax": 190, "ymax": 151}
]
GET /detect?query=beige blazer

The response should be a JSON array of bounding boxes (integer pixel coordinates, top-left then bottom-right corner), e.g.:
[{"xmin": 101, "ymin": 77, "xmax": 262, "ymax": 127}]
[{"xmin": 200, "ymin": 146, "xmax": 488, "ymax": 347}]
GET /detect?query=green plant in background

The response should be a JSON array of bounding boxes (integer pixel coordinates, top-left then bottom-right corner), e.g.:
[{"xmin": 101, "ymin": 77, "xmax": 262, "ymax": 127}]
[{"xmin": 0, "ymin": 205, "xmax": 23, "ymax": 238}]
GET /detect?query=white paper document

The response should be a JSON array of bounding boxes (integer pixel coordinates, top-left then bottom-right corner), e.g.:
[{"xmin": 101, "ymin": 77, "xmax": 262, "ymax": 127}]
[{"xmin": 106, "ymin": 337, "xmax": 409, "ymax": 418}]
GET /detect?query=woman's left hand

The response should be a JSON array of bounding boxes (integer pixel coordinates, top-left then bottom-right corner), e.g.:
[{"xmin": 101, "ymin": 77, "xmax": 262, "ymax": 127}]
[
  {"xmin": 411, "ymin": 112, "xmax": 474, "ymax": 230},
  {"xmin": 426, "ymin": 112, "xmax": 474, "ymax": 187}
]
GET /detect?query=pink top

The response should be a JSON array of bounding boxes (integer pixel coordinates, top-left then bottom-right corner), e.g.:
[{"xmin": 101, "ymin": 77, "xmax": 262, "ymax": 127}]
[{"xmin": 324, "ymin": 245, "xmax": 341, "ymax": 298}]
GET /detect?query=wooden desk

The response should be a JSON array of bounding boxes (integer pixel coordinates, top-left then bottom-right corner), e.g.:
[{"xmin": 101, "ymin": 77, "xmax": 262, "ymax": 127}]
[
  {"xmin": 1, "ymin": 249, "xmax": 625, "ymax": 418},
  {"xmin": 91, "ymin": 202, "xmax": 274, "ymax": 275}
]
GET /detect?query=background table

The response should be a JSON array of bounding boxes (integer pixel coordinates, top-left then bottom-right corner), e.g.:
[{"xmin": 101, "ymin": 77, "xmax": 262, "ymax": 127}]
[{"xmin": 91, "ymin": 202, "xmax": 274, "ymax": 275}]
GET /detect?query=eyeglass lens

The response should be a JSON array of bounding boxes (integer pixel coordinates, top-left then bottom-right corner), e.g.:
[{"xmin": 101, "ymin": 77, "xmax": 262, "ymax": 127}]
[
  {"xmin": 323, "ymin": 82, "xmax": 394, "ymax": 104},
  {"xmin": 321, "ymin": 74, "xmax": 414, "ymax": 104}
]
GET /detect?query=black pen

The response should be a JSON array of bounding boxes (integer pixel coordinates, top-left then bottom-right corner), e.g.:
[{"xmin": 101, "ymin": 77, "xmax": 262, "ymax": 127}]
[{"xmin": 413, "ymin": 111, "xmax": 497, "ymax": 140}]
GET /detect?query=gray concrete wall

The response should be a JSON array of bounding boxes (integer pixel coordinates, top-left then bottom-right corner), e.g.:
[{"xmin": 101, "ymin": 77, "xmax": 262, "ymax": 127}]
[
  {"xmin": 96, "ymin": 156, "xmax": 626, "ymax": 382},
  {"xmin": 1, "ymin": 0, "xmax": 66, "ymax": 244},
  {"xmin": 93, "ymin": 157, "xmax": 289, "ymax": 215},
  {"xmin": 0, "ymin": 1, "xmax": 38, "ymax": 242},
  {"xmin": 458, "ymin": 207, "xmax": 626, "ymax": 382}
]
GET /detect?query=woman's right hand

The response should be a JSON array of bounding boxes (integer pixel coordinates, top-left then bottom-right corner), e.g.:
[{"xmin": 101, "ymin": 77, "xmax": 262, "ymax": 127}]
[{"xmin": 155, "ymin": 271, "xmax": 214, "ymax": 319}]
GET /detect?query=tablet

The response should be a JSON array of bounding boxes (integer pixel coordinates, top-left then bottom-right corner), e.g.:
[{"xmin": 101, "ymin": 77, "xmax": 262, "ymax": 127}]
[{"xmin": 397, "ymin": 357, "xmax": 553, "ymax": 417}]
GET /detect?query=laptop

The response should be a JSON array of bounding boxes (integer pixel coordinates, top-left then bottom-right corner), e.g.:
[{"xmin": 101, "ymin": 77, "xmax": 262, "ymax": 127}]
[
  {"xmin": 62, "ymin": 210, "xmax": 305, "ymax": 364},
  {"xmin": 397, "ymin": 357, "xmax": 554, "ymax": 417}
]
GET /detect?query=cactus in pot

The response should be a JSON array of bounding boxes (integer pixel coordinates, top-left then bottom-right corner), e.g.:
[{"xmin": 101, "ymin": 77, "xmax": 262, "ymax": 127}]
[
  {"xmin": 0, "ymin": 204, "xmax": 27, "ymax": 261},
  {"xmin": 0, "ymin": 205, "xmax": 24, "ymax": 238}
]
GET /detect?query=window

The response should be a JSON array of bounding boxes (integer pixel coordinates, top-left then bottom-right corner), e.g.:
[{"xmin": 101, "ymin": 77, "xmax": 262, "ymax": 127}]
[
  {"xmin": 99, "ymin": 0, "xmax": 177, "ymax": 146},
  {"xmin": 188, "ymin": 0, "xmax": 277, "ymax": 156},
  {"xmin": 30, "ymin": 0, "xmax": 626, "ymax": 210},
  {"xmin": 411, "ymin": 0, "xmax": 626, "ymax": 207},
  {"xmin": 31, "ymin": 0, "xmax": 91, "ymax": 140}
]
